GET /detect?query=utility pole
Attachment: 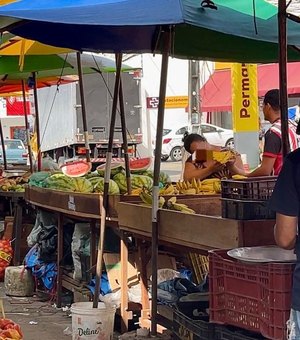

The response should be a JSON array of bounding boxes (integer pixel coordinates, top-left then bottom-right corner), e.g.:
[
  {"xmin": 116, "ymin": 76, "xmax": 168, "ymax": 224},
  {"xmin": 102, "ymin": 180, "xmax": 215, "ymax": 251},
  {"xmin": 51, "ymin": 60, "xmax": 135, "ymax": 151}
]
[{"xmin": 188, "ymin": 60, "xmax": 201, "ymax": 129}]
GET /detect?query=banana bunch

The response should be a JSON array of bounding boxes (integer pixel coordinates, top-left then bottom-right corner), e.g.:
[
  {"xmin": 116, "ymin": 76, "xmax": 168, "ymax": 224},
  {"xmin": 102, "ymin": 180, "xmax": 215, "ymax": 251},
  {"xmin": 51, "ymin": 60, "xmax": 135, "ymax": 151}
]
[
  {"xmin": 159, "ymin": 184, "xmax": 178, "ymax": 195},
  {"xmin": 176, "ymin": 178, "xmax": 221, "ymax": 195},
  {"xmin": 176, "ymin": 178, "xmax": 201, "ymax": 194},
  {"xmin": 212, "ymin": 150, "xmax": 235, "ymax": 164},
  {"xmin": 200, "ymin": 178, "xmax": 221, "ymax": 194},
  {"xmin": 130, "ymin": 188, "xmax": 143, "ymax": 195},
  {"xmin": 139, "ymin": 190, "xmax": 165, "ymax": 208},
  {"xmin": 166, "ymin": 196, "xmax": 195, "ymax": 214}
]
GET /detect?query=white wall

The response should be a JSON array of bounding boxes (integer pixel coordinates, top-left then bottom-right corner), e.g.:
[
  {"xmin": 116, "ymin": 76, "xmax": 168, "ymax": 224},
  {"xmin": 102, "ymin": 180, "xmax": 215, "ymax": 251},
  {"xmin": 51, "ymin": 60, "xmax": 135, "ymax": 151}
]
[{"xmin": 0, "ymin": 98, "xmax": 6, "ymax": 118}]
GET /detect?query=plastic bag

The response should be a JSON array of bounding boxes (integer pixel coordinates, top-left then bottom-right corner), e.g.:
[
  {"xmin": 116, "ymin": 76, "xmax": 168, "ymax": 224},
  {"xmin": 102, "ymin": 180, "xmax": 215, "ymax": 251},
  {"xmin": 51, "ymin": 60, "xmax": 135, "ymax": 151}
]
[
  {"xmin": 71, "ymin": 223, "xmax": 90, "ymax": 280},
  {"xmin": 0, "ymin": 240, "xmax": 13, "ymax": 280}
]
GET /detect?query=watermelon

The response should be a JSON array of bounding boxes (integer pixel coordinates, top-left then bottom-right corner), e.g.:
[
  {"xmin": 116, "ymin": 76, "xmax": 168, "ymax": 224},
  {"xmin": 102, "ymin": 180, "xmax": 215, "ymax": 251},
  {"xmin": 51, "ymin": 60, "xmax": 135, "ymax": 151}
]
[
  {"xmin": 96, "ymin": 162, "xmax": 124, "ymax": 177},
  {"xmin": 130, "ymin": 157, "xmax": 152, "ymax": 172},
  {"xmin": 91, "ymin": 177, "xmax": 120, "ymax": 195},
  {"xmin": 72, "ymin": 177, "xmax": 93, "ymax": 193},
  {"xmin": 61, "ymin": 160, "xmax": 91, "ymax": 177},
  {"xmin": 44, "ymin": 174, "xmax": 76, "ymax": 192},
  {"xmin": 140, "ymin": 170, "xmax": 171, "ymax": 185}
]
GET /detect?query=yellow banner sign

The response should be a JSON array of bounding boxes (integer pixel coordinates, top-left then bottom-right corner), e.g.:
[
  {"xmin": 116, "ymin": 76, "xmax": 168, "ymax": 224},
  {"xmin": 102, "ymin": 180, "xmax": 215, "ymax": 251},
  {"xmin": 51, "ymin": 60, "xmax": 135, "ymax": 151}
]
[
  {"xmin": 231, "ymin": 63, "xmax": 259, "ymax": 132},
  {"xmin": 165, "ymin": 96, "xmax": 189, "ymax": 108}
]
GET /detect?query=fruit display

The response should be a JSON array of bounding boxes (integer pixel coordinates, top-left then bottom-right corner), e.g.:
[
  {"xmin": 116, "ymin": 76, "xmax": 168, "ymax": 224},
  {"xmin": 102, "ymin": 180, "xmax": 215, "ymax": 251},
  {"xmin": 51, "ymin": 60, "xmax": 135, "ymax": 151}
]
[
  {"xmin": 88, "ymin": 176, "xmax": 120, "ymax": 195},
  {"xmin": 0, "ymin": 175, "xmax": 29, "ymax": 192},
  {"xmin": 159, "ymin": 178, "xmax": 222, "ymax": 195},
  {"xmin": 139, "ymin": 190, "xmax": 196, "ymax": 214}
]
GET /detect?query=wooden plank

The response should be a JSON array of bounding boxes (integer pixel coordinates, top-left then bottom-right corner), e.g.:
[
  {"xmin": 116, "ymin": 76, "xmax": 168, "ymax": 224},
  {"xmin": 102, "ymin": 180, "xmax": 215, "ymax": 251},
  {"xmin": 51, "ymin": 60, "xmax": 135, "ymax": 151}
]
[{"xmin": 118, "ymin": 202, "xmax": 240, "ymax": 250}]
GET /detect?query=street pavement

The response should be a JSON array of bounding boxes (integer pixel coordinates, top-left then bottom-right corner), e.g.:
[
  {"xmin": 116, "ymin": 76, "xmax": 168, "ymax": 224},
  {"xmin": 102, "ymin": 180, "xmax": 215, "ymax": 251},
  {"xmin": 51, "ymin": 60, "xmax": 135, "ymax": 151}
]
[{"xmin": 160, "ymin": 160, "xmax": 182, "ymax": 182}]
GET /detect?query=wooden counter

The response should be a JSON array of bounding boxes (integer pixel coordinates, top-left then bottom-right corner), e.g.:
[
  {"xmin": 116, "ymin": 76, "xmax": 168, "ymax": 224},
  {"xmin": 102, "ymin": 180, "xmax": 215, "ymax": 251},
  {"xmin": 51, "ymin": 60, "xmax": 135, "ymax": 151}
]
[{"xmin": 118, "ymin": 201, "xmax": 275, "ymax": 251}]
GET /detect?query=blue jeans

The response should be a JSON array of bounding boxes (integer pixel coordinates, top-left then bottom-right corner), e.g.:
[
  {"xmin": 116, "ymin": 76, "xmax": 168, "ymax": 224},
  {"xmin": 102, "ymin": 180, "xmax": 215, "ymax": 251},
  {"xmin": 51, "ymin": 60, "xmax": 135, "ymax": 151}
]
[{"xmin": 288, "ymin": 309, "xmax": 300, "ymax": 339}]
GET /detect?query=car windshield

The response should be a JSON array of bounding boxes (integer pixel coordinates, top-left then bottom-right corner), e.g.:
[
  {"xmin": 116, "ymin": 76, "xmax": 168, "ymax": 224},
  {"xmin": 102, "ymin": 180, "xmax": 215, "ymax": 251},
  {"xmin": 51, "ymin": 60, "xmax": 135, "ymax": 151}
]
[
  {"xmin": 0, "ymin": 140, "xmax": 25, "ymax": 150},
  {"xmin": 163, "ymin": 129, "xmax": 171, "ymax": 136}
]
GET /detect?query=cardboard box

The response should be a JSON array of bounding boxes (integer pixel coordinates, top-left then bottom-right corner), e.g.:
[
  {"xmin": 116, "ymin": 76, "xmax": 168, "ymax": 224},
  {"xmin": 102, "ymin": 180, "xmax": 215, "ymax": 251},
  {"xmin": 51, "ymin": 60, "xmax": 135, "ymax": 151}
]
[
  {"xmin": 146, "ymin": 254, "xmax": 177, "ymax": 280},
  {"xmin": 103, "ymin": 253, "xmax": 139, "ymax": 291}
]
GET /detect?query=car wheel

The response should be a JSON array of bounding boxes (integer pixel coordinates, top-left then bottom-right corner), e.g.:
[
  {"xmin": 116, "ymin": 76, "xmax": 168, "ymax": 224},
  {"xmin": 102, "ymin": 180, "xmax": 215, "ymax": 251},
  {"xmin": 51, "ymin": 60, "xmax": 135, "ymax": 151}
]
[
  {"xmin": 161, "ymin": 155, "xmax": 169, "ymax": 161},
  {"xmin": 170, "ymin": 146, "xmax": 182, "ymax": 162},
  {"xmin": 225, "ymin": 138, "xmax": 235, "ymax": 149}
]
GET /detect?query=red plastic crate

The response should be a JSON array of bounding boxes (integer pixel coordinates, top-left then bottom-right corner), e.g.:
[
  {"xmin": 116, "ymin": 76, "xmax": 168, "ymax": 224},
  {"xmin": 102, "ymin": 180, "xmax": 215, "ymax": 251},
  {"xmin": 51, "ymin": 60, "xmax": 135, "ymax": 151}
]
[{"xmin": 209, "ymin": 249, "xmax": 294, "ymax": 340}]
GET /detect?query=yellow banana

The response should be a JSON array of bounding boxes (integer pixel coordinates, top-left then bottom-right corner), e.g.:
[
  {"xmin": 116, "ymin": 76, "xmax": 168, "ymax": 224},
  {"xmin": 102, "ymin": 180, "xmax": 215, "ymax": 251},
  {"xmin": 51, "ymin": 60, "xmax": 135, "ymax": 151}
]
[
  {"xmin": 201, "ymin": 178, "xmax": 221, "ymax": 185},
  {"xmin": 181, "ymin": 188, "xmax": 197, "ymax": 195},
  {"xmin": 168, "ymin": 196, "xmax": 177, "ymax": 204},
  {"xmin": 159, "ymin": 196, "xmax": 165, "ymax": 208},
  {"xmin": 213, "ymin": 181, "xmax": 222, "ymax": 193},
  {"xmin": 163, "ymin": 184, "xmax": 175, "ymax": 195},
  {"xmin": 232, "ymin": 174, "xmax": 248, "ymax": 180},
  {"xmin": 139, "ymin": 191, "xmax": 152, "ymax": 205},
  {"xmin": 131, "ymin": 188, "xmax": 143, "ymax": 195},
  {"xmin": 172, "ymin": 203, "xmax": 196, "ymax": 214},
  {"xmin": 191, "ymin": 178, "xmax": 197, "ymax": 188}
]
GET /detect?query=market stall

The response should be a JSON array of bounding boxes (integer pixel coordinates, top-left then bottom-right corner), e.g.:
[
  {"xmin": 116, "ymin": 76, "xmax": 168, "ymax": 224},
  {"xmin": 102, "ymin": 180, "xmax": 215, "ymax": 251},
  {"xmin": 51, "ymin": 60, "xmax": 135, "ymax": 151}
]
[{"xmin": 0, "ymin": 0, "xmax": 297, "ymax": 338}]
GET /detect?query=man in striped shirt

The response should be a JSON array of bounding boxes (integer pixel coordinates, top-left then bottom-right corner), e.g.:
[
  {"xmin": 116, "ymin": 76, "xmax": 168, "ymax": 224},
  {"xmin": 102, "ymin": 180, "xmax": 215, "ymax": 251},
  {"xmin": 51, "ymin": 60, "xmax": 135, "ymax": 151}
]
[{"xmin": 229, "ymin": 89, "xmax": 299, "ymax": 176}]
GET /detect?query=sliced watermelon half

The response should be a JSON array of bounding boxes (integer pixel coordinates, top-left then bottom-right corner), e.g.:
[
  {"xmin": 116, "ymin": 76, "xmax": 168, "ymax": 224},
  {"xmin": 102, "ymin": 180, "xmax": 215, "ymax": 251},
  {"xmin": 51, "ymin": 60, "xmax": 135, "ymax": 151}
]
[
  {"xmin": 96, "ymin": 161, "xmax": 124, "ymax": 176},
  {"xmin": 61, "ymin": 160, "xmax": 92, "ymax": 177},
  {"xmin": 130, "ymin": 157, "xmax": 152, "ymax": 172}
]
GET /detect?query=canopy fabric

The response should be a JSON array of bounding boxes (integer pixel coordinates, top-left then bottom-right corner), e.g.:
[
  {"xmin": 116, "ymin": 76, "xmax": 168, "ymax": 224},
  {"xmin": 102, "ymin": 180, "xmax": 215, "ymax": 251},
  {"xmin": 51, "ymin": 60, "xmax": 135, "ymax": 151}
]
[
  {"xmin": 0, "ymin": 36, "xmax": 73, "ymax": 55},
  {"xmin": 0, "ymin": 52, "xmax": 136, "ymax": 80},
  {"xmin": 0, "ymin": 0, "xmax": 300, "ymax": 62},
  {"xmin": 200, "ymin": 63, "xmax": 300, "ymax": 112},
  {"xmin": 0, "ymin": 76, "xmax": 76, "ymax": 96}
]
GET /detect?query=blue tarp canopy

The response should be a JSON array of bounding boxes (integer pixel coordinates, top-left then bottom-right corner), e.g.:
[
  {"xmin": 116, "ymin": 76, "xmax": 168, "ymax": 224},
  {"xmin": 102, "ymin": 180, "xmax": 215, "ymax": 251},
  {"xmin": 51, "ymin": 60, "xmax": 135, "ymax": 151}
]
[{"xmin": 0, "ymin": 0, "xmax": 300, "ymax": 62}]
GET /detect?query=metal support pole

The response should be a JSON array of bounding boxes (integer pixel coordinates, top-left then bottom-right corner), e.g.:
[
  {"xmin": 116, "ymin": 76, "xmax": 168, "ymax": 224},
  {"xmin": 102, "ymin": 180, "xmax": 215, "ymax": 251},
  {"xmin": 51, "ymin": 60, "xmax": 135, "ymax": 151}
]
[
  {"xmin": 151, "ymin": 28, "xmax": 171, "ymax": 335},
  {"xmin": 32, "ymin": 72, "xmax": 41, "ymax": 171},
  {"xmin": 93, "ymin": 53, "xmax": 123, "ymax": 308},
  {"xmin": 76, "ymin": 52, "xmax": 91, "ymax": 162},
  {"xmin": 278, "ymin": 0, "xmax": 290, "ymax": 157},
  {"xmin": 0, "ymin": 118, "xmax": 7, "ymax": 170},
  {"xmin": 119, "ymin": 79, "xmax": 131, "ymax": 194},
  {"xmin": 21, "ymin": 80, "xmax": 33, "ymax": 173}
]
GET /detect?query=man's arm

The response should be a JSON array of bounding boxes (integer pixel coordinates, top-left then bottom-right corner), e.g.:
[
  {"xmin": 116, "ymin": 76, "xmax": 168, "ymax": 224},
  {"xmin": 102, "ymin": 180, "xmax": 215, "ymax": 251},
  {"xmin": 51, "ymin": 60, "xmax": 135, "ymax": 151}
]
[
  {"xmin": 246, "ymin": 156, "xmax": 276, "ymax": 177},
  {"xmin": 274, "ymin": 213, "xmax": 298, "ymax": 249}
]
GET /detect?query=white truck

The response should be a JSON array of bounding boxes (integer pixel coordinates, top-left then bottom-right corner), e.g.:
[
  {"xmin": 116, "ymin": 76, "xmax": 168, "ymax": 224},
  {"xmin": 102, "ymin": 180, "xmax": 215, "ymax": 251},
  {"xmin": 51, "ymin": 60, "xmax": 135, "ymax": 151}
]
[{"xmin": 37, "ymin": 72, "xmax": 142, "ymax": 163}]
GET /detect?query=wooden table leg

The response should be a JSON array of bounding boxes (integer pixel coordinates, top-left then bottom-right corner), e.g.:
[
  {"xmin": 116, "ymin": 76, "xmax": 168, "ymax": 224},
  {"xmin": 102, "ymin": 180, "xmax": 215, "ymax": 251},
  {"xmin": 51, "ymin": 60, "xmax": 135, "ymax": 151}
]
[
  {"xmin": 90, "ymin": 220, "xmax": 96, "ymax": 278},
  {"xmin": 56, "ymin": 212, "xmax": 63, "ymax": 308},
  {"xmin": 137, "ymin": 240, "xmax": 150, "ymax": 310},
  {"xmin": 13, "ymin": 200, "xmax": 23, "ymax": 266},
  {"xmin": 120, "ymin": 231, "xmax": 129, "ymax": 333}
]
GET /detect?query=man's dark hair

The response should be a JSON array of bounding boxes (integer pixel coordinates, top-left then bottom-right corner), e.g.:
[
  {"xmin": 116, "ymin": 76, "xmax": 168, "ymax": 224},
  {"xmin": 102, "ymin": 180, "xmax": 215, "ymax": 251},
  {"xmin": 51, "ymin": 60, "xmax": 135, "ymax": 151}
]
[
  {"xmin": 263, "ymin": 89, "xmax": 280, "ymax": 111},
  {"xmin": 183, "ymin": 133, "xmax": 206, "ymax": 154}
]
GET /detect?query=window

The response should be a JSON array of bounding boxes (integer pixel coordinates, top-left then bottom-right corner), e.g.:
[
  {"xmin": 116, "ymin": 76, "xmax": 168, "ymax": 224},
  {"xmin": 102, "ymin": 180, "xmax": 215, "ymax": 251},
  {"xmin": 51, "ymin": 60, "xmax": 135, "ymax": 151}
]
[
  {"xmin": 175, "ymin": 126, "xmax": 188, "ymax": 135},
  {"xmin": 163, "ymin": 129, "xmax": 172, "ymax": 136},
  {"xmin": 201, "ymin": 124, "xmax": 217, "ymax": 133}
]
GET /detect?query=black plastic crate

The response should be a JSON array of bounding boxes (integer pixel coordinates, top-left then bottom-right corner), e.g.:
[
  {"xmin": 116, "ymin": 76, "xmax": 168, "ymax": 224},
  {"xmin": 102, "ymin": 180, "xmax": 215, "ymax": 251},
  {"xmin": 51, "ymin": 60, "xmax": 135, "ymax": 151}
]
[
  {"xmin": 215, "ymin": 324, "xmax": 266, "ymax": 339},
  {"xmin": 221, "ymin": 198, "xmax": 275, "ymax": 220},
  {"xmin": 221, "ymin": 177, "xmax": 277, "ymax": 201},
  {"xmin": 173, "ymin": 310, "xmax": 215, "ymax": 340}
]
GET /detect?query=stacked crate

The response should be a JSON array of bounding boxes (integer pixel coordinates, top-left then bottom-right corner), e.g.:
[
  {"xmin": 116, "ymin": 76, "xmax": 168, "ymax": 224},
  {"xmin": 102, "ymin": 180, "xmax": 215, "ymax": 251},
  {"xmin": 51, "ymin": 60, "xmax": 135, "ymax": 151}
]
[
  {"xmin": 221, "ymin": 176, "xmax": 277, "ymax": 220},
  {"xmin": 209, "ymin": 249, "xmax": 294, "ymax": 339}
]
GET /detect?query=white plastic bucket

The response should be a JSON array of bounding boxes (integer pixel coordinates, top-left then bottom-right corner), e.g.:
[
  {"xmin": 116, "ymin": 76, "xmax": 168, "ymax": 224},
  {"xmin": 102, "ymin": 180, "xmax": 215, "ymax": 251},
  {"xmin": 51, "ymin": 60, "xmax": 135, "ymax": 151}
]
[{"xmin": 71, "ymin": 302, "xmax": 116, "ymax": 340}]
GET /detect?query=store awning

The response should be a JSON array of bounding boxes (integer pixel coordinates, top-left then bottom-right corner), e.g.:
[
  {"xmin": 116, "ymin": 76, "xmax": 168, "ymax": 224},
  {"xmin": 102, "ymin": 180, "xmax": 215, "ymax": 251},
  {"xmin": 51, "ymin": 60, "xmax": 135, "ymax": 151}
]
[{"xmin": 200, "ymin": 63, "xmax": 300, "ymax": 112}]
